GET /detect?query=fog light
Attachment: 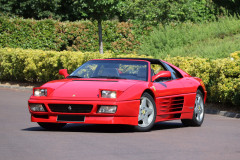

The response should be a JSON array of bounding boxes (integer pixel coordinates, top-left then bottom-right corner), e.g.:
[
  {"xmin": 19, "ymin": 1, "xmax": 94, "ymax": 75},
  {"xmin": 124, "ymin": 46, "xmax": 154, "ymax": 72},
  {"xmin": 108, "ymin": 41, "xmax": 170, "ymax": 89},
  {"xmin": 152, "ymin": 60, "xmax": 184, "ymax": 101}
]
[
  {"xmin": 29, "ymin": 104, "xmax": 46, "ymax": 112},
  {"xmin": 98, "ymin": 105, "xmax": 117, "ymax": 113}
]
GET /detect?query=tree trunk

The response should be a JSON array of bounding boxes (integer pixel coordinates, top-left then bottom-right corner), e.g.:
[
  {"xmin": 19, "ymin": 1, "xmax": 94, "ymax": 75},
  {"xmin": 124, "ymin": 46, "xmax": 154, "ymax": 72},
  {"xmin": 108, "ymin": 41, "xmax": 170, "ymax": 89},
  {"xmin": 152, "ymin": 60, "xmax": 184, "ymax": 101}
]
[{"xmin": 98, "ymin": 20, "xmax": 103, "ymax": 54}]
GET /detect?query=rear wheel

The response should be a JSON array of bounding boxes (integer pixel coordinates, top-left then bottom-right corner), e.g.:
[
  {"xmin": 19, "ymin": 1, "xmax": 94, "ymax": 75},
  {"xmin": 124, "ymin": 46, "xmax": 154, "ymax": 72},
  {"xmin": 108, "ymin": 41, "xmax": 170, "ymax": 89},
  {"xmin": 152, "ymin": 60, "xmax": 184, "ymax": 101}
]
[
  {"xmin": 181, "ymin": 90, "xmax": 205, "ymax": 126},
  {"xmin": 134, "ymin": 92, "xmax": 156, "ymax": 132},
  {"xmin": 38, "ymin": 122, "xmax": 66, "ymax": 130}
]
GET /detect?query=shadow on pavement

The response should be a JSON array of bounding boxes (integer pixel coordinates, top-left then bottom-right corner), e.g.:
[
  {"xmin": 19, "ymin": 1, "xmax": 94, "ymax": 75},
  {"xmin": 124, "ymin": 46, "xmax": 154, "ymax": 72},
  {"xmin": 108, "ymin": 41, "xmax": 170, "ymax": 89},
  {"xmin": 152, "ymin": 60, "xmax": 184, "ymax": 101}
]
[
  {"xmin": 152, "ymin": 121, "xmax": 185, "ymax": 130},
  {"xmin": 22, "ymin": 121, "xmax": 185, "ymax": 133}
]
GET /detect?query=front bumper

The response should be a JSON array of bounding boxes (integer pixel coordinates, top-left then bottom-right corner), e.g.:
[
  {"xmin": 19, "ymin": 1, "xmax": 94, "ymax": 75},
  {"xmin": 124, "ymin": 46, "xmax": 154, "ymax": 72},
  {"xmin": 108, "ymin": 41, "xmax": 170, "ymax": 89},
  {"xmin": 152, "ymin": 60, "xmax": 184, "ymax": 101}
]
[{"xmin": 28, "ymin": 99, "xmax": 140, "ymax": 126}]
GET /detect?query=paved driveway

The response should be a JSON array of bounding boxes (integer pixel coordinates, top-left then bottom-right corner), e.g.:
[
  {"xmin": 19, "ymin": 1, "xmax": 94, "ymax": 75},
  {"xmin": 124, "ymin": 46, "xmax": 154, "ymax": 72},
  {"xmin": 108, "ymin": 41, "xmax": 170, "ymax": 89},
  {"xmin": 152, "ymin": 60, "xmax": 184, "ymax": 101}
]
[{"xmin": 0, "ymin": 88, "xmax": 240, "ymax": 160}]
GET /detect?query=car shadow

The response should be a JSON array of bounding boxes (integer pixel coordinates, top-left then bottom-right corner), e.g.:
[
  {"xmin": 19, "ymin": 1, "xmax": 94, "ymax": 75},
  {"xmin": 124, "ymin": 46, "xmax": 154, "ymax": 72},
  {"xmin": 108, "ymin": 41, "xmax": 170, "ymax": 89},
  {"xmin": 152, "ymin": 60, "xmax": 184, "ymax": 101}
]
[
  {"xmin": 152, "ymin": 121, "xmax": 185, "ymax": 131},
  {"xmin": 22, "ymin": 121, "xmax": 185, "ymax": 133}
]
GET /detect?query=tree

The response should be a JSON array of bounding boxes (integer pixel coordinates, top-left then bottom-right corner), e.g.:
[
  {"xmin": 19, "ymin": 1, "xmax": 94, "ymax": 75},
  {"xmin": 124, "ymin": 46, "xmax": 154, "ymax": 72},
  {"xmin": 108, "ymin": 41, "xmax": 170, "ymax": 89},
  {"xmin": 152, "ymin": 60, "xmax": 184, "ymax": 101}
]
[
  {"xmin": 212, "ymin": 0, "xmax": 240, "ymax": 16},
  {"xmin": 72, "ymin": 0, "xmax": 121, "ymax": 54},
  {"xmin": 119, "ymin": 0, "xmax": 217, "ymax": 26},
  {"xmin": 0, "ymin": 0, "xmax": 61, "ymax": 20}
]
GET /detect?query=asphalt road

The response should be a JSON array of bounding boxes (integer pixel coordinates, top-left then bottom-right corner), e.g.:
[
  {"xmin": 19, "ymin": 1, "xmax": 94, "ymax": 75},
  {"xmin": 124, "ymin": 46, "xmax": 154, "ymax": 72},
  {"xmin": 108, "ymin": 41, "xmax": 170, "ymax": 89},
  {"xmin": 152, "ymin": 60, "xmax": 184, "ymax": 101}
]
[{"xmin": 0, "ymin": 87, "xmax": 240, "ymax": 160}]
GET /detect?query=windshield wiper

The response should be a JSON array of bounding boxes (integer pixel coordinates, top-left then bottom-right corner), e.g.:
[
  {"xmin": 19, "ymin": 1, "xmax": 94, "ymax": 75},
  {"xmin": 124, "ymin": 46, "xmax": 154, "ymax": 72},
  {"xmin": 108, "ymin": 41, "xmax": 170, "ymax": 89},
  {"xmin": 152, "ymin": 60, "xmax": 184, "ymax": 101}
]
[{"xmin": 67, "ymin": 75, "xmax": 84, "ymax": 78}]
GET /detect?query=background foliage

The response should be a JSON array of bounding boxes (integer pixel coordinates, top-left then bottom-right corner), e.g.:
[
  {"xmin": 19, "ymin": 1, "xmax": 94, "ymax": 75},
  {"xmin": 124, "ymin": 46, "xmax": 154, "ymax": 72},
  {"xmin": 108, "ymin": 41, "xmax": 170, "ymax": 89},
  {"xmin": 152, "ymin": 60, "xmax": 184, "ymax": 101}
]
[
  {"xmin": 0, "ymin": 47, "xmax": 150, "ymax": 82},
  {"xmin": 1, "ymin": 0, "xmax": 240, "ymax": 24},
  {"xmin": 119, "ymin": 0, "xmax": 216, "ymax": 26},
  {"xmin": 138, "ymin": 16, "xmax": 240, "ymax": 59},
  {"xmin": 0, "ymin": 16, "xmax": 144, "ymax": 54},
  {"xmin": 1, "ymin": 16, "xmax": 240, "ymax": 59},
  {"xmin": 165, "ymin": 56, "xmax": 240, "ymax": 106}
]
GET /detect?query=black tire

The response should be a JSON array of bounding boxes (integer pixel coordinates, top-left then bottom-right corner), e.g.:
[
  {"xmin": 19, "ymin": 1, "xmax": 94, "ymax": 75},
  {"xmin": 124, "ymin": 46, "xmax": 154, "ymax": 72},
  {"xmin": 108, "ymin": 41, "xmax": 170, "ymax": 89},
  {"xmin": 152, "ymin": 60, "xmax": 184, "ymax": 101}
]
[
  {"xmin": 181, "ymin": 90, "xmax": 205, "ymax": 126},
  {"xmin": 38, "ymin": 122, "xmax": 67, "ymax": 130},
  {"xmin": 134, "ymin": 92, "xmax": 156, "ymax": 132}
]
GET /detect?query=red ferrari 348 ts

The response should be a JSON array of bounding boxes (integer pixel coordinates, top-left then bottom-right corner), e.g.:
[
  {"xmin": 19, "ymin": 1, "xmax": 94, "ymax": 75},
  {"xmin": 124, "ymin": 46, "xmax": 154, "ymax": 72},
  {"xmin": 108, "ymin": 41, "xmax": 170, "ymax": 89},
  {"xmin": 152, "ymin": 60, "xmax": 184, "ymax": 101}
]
[{"xmin": 28, "ymin": 58, "xmax": 206, "ymax": 131}]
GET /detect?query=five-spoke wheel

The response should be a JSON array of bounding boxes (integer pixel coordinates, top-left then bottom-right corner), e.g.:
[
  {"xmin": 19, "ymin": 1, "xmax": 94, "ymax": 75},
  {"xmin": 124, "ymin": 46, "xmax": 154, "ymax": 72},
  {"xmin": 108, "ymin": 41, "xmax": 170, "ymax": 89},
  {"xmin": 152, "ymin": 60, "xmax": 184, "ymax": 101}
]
[
  {"xmin": 194, "ymin": 93, "xmax": 204, "ymax": 123},
  {"xmin": 134, "ymin": 92, "xmax": 156, "ymax": 132}
]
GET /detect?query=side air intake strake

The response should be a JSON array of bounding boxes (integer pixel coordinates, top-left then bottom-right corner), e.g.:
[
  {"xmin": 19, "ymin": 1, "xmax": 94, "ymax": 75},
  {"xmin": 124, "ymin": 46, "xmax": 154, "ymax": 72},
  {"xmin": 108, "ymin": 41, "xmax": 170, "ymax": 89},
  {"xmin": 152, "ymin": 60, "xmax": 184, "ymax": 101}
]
[{"xmin": 159, "ymin": 96, "xmax": 184, "ymax": 113}]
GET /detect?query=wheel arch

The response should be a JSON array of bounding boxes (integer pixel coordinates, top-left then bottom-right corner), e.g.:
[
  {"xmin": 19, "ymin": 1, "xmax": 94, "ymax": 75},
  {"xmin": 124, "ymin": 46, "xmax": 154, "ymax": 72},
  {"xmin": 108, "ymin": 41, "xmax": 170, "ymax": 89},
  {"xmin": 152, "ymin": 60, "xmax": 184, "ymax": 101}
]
[
  {"xmin": 142, "ymin": 89, "xmax": 156, "ymax": 101},
  {"xmin": 197, "ymin": 86, "xmax": 205, "ymax": 98}
]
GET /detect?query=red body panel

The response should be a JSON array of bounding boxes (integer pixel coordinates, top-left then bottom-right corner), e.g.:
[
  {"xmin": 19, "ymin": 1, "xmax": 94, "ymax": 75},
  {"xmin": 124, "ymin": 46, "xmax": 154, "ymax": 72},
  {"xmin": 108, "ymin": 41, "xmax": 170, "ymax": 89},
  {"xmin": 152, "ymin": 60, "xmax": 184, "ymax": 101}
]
[
  {"xmin": 28, "ymin": 59, "xmax": 207, "ymax": 126},
  {"xmin": 29, "ymin": 99, "xmax": 140, "ymax": 125}
]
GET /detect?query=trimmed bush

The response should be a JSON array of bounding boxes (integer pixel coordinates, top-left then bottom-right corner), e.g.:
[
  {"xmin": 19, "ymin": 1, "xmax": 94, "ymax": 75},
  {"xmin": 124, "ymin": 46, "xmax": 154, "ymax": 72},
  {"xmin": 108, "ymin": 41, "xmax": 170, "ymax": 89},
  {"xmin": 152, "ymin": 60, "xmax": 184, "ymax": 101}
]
[
  {"xmin": 230, "ymin": 51, "xmax": 240, "ymax": 60},
  {"xmin": 0, "ymin": 48, "xmax": 111, "ymax": 82},
  {"xmin": 166, "ymin": 56, "xmax": 240, "ymax": 106},
  {"xmin": 0, "ymin": 47, "xmax": 239, "ymax": 106},
  {"xmin": 0, "ymin": 16, "xmax": 145, "ymax": 54},
  {"xmin": 0, "ymin": 17, "xmax": 57, "ymax": 50},
  {"xmin": 0, "ymin": 48, "xmax": 151, "ymax": 82},
  {"xmin": 2, "ymin": 16, "xmax": 240, "ymax": 60}
]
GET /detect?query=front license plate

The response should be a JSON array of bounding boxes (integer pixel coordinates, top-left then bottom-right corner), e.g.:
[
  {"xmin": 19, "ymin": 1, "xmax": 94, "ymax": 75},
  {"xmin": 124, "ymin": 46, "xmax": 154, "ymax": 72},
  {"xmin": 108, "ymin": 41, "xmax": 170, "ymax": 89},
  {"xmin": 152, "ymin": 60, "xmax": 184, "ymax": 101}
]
[{"xmin": 57, "ymin": 115, "xmax": 85, "ymax": 122}]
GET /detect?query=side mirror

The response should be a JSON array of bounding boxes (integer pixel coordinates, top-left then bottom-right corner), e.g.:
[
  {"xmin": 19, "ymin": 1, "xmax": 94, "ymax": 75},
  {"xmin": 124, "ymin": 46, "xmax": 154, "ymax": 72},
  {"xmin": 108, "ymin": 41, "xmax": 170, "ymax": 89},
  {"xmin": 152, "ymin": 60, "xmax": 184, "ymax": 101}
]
[
  {"xmin": 59, "ymin": 69, "xmax": 69, "ymax": 78},
  {"xmin": 152, "ymin": 71, "xmax": 171, "ymax": 82}
]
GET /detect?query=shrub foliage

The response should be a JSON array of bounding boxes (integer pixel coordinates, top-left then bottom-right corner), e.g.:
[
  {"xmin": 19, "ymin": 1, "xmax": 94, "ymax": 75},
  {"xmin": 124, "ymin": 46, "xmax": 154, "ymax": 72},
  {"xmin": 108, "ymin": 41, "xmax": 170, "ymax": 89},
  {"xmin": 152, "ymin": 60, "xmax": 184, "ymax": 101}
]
[
  {"xmin": 1, "ymin": 0, "xmax": 240, "ymax": 25},
  {"xmin": 2, "ymin": 16, "xmax": 240, "ymax": 59},
  {"xmin": 166, "ymin": 56, "xmax": 240, "ymax": 106},
  {"xmin": 0, "ymin": 16, "xmax": 144, "ymax": 54}
]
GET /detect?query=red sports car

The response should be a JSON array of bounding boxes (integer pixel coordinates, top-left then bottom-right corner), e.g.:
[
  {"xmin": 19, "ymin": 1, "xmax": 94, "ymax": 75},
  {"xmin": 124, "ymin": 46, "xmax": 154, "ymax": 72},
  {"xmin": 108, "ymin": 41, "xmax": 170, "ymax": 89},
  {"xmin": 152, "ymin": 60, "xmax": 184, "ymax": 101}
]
[{"xmin": 28, "ymin": 58, "xmax": 206, "ymax": 131}]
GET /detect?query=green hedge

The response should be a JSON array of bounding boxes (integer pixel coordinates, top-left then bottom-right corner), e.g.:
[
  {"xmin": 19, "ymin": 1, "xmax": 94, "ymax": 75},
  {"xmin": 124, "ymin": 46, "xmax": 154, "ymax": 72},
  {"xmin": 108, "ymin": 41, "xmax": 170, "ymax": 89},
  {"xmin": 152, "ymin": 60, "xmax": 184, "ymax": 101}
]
[
  {"xmin": 0, "ymin": 16, "xmax": 147, "ymax": 54},
  {"xmin": 0, "ymin": 48, "xmax": 151, "ymax": 82},
  {"xmin": 0, "ymin": 48, "xmax": 239, "ymax": 106},
  {"xmin": 165, "ymin": 56, "xmax": 240, "ymax": 106}
]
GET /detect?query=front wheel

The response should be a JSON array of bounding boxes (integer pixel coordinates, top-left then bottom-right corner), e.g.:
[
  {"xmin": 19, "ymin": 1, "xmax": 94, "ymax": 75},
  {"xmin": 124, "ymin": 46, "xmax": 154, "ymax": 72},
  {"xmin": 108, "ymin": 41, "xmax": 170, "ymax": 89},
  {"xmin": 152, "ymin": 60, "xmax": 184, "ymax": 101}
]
[
  {"xmin": 38, "ymin": 122, "xmax": 67, "ymax": 130},
  {"xmin": 134, "ymin": 92, "xmax": 156, "ymax": 132},
  {"xmin": 181, "ymin": 90, "xmax": 205, "ymax": 126}
]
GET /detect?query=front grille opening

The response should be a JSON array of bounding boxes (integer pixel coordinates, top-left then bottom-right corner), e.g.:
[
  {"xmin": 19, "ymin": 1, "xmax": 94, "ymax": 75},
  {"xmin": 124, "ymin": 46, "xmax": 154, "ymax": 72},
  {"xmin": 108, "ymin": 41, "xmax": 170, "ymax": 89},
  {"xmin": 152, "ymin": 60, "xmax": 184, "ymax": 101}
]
[{"xmin": 48, "ymin": 104, "xmax": 93, "ymax": 113}]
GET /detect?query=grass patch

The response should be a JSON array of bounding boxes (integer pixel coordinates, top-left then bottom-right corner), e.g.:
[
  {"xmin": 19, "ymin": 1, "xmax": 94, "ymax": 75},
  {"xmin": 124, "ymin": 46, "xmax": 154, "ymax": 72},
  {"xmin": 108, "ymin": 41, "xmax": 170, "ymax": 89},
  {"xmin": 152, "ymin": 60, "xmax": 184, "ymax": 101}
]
[
  {"xmin": 138, "ymin": 17, "xmax": 240, "ymax": 59},
  {"xmin": 168, "ymin": 34, "xmax": 240, "ymax": 59}
]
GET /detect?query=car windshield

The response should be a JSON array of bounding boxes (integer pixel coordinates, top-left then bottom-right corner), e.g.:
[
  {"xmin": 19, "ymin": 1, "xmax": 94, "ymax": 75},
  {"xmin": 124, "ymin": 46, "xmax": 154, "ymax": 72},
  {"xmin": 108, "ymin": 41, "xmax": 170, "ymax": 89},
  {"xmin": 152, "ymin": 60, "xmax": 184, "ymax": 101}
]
[{"xmin": 68, "ymin": 60, "xmax": 149, "ymax": 81}]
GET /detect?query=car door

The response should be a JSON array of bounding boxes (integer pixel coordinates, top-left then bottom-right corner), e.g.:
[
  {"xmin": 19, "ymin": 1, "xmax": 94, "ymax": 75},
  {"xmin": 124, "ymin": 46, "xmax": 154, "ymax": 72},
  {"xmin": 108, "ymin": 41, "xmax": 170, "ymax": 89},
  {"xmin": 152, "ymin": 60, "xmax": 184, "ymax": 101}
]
[
  {"xmin": 151, "ymin": 61, "xmax": 185, "ymax": 97},
  {"xmin": 151, "ymin": 61, "xmax": 187, "ymax": 117}
]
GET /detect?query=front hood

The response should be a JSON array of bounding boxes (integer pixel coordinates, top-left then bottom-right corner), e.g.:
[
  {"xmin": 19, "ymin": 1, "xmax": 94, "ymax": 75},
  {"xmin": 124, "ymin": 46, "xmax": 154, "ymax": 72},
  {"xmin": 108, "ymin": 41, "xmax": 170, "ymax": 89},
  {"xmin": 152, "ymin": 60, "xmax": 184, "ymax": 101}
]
[{"xmin": 42, "ymin": 79, "xmax": 138, "ymax": 99}]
